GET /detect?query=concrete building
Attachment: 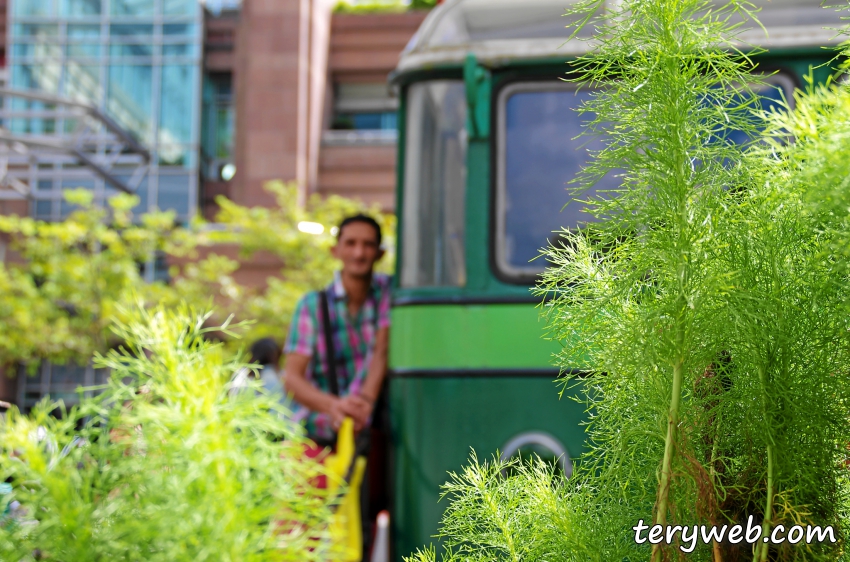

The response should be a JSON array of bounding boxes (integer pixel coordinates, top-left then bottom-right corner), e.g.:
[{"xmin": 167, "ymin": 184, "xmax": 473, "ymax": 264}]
[
  {"xmin": 208, "ymin": 1, "xmax": 425, "ymax": 214},
  {"xmin": 0, "ymin": 0, "xmax": 424, "ymax": 219},
  {"xmin": 0, "ymin": 0, "xmax": 426, "ymax": 408}
]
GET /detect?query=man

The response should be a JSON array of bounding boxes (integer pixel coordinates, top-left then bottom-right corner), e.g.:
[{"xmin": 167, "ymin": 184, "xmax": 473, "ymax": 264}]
[{"xmin": 283, "ymin": 214, "xmax": 390, "ymax": 446}]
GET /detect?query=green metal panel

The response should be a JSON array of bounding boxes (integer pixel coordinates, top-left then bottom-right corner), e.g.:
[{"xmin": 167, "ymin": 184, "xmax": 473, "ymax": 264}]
[
  {"xmin": 389, "ymin": 375, "xmax": 589, "ymax": 560},
  {"xmin": 390, "ymin": 304, "xmax": 559, "ymax": 370}
]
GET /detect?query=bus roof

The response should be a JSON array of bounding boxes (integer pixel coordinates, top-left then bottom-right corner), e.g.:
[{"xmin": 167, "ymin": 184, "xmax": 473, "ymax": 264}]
[{"xmin": 396, "ymin": 0, "xmax": 846, "ymax": 75}]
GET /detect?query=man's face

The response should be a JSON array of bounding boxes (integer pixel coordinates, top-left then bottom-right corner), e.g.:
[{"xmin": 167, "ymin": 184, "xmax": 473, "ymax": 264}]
[{"xmin": 331, "ymin": 222, "xmax": 383, "ymax": 278}]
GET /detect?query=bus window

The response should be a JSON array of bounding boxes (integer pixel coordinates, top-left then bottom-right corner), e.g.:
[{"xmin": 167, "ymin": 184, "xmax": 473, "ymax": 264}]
[
  {"xmin": 401, "ymin": 80, "xmax": 467, "ymax": 288},
  {"xmin": 495, "ymin": 82, "xmax": 616, "ymax": 280},
  {"xmin": 494, "ymin": 74, "xmax": 795, "ymax": 281},
  {"xmin": 723, "ymin": 74, "xmax": 796, "ymax": 146}
]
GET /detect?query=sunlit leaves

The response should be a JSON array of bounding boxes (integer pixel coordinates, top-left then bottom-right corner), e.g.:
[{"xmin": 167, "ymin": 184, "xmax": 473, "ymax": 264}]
[
  {"xmin": 411, "ymin": 3, "xmax": 850, "ymax": 562},
  {"xmin": 0, "ymin": 181, "xmax": 394, "ymax": 368},
  {"xmin": 0, "ymin": 306, "xmax": 337, "ymax": 561}
]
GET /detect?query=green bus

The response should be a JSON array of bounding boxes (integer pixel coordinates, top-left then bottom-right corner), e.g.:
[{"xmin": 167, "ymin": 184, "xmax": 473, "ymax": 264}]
[{"xmin": 385, "ymin": 0, "xmax": 845, "ymax": 557}]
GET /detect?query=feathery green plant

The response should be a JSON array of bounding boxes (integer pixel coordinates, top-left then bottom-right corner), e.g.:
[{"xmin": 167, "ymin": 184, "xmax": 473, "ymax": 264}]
[
  {"xmin": 724, "ymin": 59, "xmax": 850, "ymax": 561},
  {"xmin": 408, "ymin": 1, "xmax": 850, "ymax": 561},
  {"xmin": 0, "ymin": 304, "xmax": 337, "ymax": 561},
  {"xmin": 536, "ymin": 0, "xmax": 767, "ymax": 558}
]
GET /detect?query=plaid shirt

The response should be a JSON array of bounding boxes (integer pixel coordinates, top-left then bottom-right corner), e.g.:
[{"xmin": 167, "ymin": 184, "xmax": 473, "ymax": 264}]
[{"xmin": 284, "ymin": 271, "xmax": 391, "ymax": 440}]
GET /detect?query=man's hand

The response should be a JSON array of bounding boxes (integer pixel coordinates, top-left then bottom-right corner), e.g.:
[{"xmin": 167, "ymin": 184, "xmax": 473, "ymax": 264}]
[{"xmin": 329, "ymin": 394, "xmax": 373, "ymax": 431}]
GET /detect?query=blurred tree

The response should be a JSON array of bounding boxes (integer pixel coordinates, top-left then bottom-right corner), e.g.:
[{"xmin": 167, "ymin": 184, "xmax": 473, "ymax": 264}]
[
  {"xmin": 332, "ymin": 0, "xmax": 436, "ymax": 14},
  {"xmin": 0, "ymin": 304, "xmax": 338, "ymax": 561},
  {"xmin": 0, "ymin": 181, "xmax": 394, "ymax": 370}
]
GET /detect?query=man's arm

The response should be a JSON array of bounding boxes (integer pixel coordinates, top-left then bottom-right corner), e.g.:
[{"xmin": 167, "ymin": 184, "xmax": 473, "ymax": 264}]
[
  {"xmin": 357, "ymin": 326, "xmax": 389, "ymax": 406},
  {"xmin": 283, "ymin": 353, "xmax": 371, "ymax": 431}
]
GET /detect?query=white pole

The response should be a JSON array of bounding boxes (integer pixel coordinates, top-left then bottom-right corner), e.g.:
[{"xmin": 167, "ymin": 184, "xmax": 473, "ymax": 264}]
[{"xmin": 370, "ymin": 510, "xmax": 390, "ymax": 562}]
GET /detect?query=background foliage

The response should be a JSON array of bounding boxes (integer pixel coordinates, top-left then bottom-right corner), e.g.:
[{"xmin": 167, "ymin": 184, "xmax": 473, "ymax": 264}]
[
  {"xmin": 332, "ymin": 0, "xmax": 436, "ymax": 15},
  {"xmin": 0, "ymin": 305, "xmax": 337, "ymax": 561},
  {"xmin": 0, "ymin": 180, "xmax": 394, "ymax": 369}
]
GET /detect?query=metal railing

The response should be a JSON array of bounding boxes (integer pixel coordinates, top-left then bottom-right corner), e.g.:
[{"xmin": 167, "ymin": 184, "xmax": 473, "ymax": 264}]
[{"xmin": 0, "ymin": 88, "xmax": 151, "ymax": 200}]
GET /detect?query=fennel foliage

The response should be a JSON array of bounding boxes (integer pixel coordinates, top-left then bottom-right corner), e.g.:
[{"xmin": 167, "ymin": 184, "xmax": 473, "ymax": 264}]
[{"xmin": 409, "ymin": 0, "xmax": 850, "ymax": 561}]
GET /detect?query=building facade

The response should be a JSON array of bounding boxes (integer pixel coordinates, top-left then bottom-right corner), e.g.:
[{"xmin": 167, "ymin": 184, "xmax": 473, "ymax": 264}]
[
  {"xmin": 4, "ymin": 0, "xmax": 203, "ymax": 220},
  {"xmin": 218, "ymin": 0, "xmax": 425, "ymax": 213},
  {"xmin": 0, "ymin": 0, "xmax": 426, "ymax": 408}
]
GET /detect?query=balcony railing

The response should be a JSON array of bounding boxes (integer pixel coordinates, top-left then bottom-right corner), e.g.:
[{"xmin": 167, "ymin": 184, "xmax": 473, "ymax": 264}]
[{"xmin": 321, "ymin": 129, "xmax": 398, "ymax": 146}]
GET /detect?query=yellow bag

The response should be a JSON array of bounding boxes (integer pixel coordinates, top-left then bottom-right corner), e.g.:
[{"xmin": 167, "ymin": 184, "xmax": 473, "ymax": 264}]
[{"xmin": 324, "ymin": 417, "xmax": 368, "ymax": 562}]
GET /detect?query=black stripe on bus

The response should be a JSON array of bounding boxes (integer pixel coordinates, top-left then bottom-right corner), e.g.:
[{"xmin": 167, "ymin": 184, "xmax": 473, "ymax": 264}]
[
  {"xmin": 389, "ymin": 367, "xmax": 591, "ymax": 379},
  {"xmin": 391, "ymin": 294, "xmax": 545, "ymax": 306}
]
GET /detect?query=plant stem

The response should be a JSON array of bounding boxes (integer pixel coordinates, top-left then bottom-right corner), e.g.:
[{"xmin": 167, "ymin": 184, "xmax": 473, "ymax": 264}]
[
  {"xmin": 652, "ymin": 356, "xmax": 685, "ymax": 562},
  {"xmin": 755, "ymin": 364, "xmax": 774, "ymax": 562},
  {"xmin": 710, "ymin": 411, "xmax": 724, "ymax": 562}
]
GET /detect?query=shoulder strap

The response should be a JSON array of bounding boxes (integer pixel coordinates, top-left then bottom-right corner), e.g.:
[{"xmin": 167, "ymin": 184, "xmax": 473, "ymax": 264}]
[{"xmin": 319, "ymin": 289, "xmax": 340, "ymax": 396}]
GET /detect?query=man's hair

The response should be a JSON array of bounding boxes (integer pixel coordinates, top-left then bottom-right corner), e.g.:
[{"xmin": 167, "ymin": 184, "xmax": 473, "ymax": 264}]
[
  {"xmin": 337, "ymin": 214, "xmax": 382, "ymax": 246},
  {"xmin": 249, "ymin": 337, "xmax": 280, "ymax": 367}
]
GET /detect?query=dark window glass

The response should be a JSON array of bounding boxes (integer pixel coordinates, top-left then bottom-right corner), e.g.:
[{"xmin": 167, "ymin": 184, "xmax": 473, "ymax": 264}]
[
  {"xmin": 12, "ymin": 44, "xmax": 36, "ymax": 57},
  {"xmin": 139, "ymin": 253, "xmax": 171, "ymax": 283},
  {"xmin": 107, "ymin": 64, "xmax": 153, "ymax": 143},
  {"xmin": 163, "ymin": 0, "xmax": 196, "ymax": 16},
  {"xmin": 110, "ymin": 24, "xmax": 154, "ymax": 38},
  {"xmin": 160, "ymin": 65, "xmax": 197, "ymax": 145},
  {"xmin": 61, "ymin": 178, "xmax": 95, "ymax": 191},
  {"xmin": 495, "ymin": 75, "xmax": 796, "ymax": 280},
  {"xmin": 496, "ymin": 82, "xmax": 616, "ymax": 278},
  {"xmin": 332, "ymin": 112, "xmax": 397, "ymax": 131},
  {"xmin": 12, "ymin": 43, "xmax": 63, "ymax": 59},
  {"xmin": 201, "ymin": 73, "xmax": 233, "ymax": 170},
  {"xmin": 13, "ymin": 24, "xmax": 59, "ymax": 38},
  {"xmin": 214, "ymin": 107, "xmax": 233, "ymax": 158},
  {"xmin": 68, "ymin": 24, "xmax": 101, "ymax": 37},
  {"xmin": 162, "ymin": 43, "xmax": 197, "ymax": 56},
  {"xmin": 401, "ymin": 80, "xmax": 467, "ymax": 288},
  {"xmin": 109, "ymin": 43, "xmax": 154, "ymax": 57},
  {"xmin": 67, "ymin": 43, "xmax": 101, "ymax": 57},
  {"xmin": 163, "ymin": 23, "xmax": 198, "ymax": 37},
  {"xmin": 34, "ymin": 200, "xmax": 53, "ymax": 219},
  {"xmin": 157, "ymin": 174, "xmax": 191, "ymax": 216},
  {"xmin": 14, "ymin": 0, "xmax": 56, "ymax": 16}
]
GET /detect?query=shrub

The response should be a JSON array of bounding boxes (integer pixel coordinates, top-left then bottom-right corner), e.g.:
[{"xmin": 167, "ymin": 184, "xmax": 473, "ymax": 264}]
[
  {"xmin": 408, "ymin": 1, "xmax": 850, "ymax": 561},
  {"xmin": 0, "ymin": 305, "xmax": 337, "ymax": 561}
]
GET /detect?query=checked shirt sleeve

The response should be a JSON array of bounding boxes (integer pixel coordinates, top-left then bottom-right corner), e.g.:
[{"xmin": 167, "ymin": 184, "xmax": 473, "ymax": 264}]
[{"xmin": 284, "ymin": 293, "xmax": 317, "ymax": 357}]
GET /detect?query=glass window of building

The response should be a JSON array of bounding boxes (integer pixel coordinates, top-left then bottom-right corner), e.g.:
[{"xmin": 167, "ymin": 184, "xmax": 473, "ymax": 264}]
[
  {"xmin": 17, "ymin": 362, "xmax": 110, "ymax": 412},
  {"xmin": 200, "ymin": 72, "xmax": 234, "ymax": 180},
  {"xmin": 401, "ymin": 80, "xmax": 467, "ymax": 288},
  {"xmin": 5, "ymin": 0, "xmax": 203, "ymax": 220},
  {"xmin": 332, "ymin": 82, "xmax": 398, "ymax": 132}
]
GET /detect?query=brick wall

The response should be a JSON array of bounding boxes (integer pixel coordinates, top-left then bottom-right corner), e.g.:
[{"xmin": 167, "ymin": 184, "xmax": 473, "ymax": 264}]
[
  {"xmin": 328, "ymin": 12, "xmax": 425, "ymax": 83},
  {"xmin": 317, "ymin": 11, "xmax": 427, "ymax": 212}
]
